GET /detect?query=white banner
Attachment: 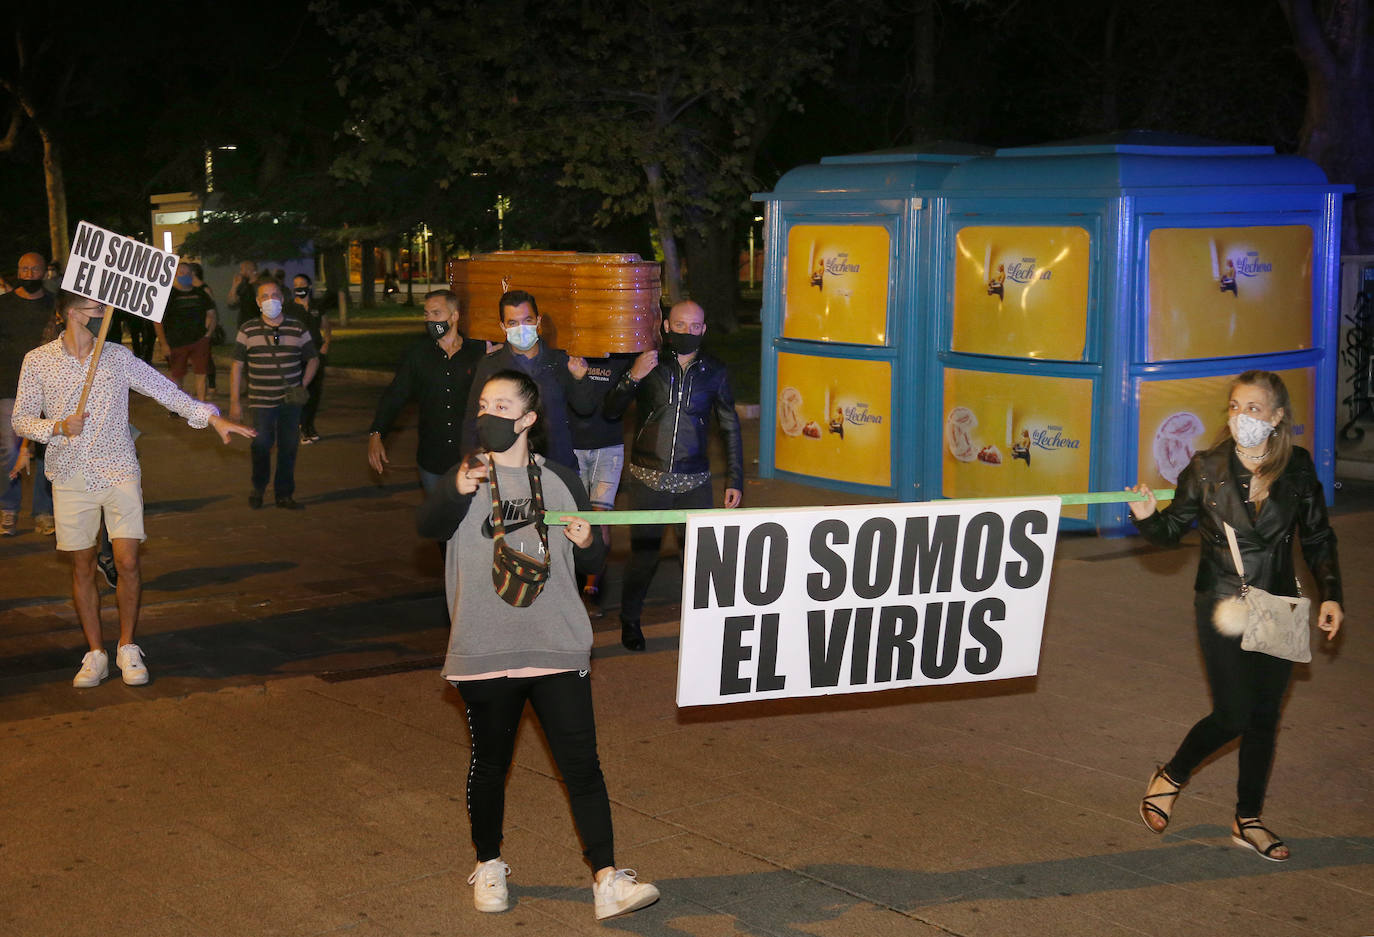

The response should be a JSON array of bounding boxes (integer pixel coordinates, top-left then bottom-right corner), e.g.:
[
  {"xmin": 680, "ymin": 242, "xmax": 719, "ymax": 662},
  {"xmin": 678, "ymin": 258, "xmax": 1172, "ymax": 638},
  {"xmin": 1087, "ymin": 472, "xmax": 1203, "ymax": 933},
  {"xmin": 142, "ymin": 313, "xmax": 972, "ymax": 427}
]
[
  {"xmin": 677, "ymin": 498, "xmax": 1061, "ymax": 707},
  {"xmin": 60, "ymin": 221, "xmax": 179, "ymax": 323}
]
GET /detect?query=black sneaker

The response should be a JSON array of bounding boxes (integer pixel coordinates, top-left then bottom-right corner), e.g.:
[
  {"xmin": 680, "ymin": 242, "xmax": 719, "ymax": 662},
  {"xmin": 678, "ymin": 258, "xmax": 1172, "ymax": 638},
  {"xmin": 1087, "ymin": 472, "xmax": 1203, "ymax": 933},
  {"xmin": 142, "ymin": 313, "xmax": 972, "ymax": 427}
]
[
  {"xmin": 97, "ymin": 551, "xmax": 118, "ymax": 588},
  {"xmin": 620, "ymin": 618, "xmax": 645, "ymax": 652},
  {"xmin": 276, "ymin": 497, "xmax": 305, "ymax": 510},
  {"xmin": 248, "ymin": 492, "xmax": 264, "ymax": 509}
]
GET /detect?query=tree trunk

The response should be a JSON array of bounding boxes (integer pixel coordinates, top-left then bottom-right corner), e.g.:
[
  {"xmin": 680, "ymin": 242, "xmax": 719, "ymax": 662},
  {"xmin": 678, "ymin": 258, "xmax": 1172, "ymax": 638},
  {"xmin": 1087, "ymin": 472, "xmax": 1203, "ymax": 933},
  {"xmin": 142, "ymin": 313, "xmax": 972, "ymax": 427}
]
[
  {"xmin": 39, "ymin": 128, "xmax": 69, "ymax": 265},
  {"xmin": 360, "ymin": 238, "xmax": 377, "ymax": 306},
  {"xmin": 682, "ymin": 220, "xmax": 738, "ymax": 334},
  {"xmin": 643, "ymin": 161, "xmax": 684, "ymax": 303},
  {"xmin": 1281, "ymin": 0, "xmax": 1374, "ymax": 252},
  {"xmin": 906, "ymin": 0, "xmax": 936, "ymax": 141},
  {"xmin": 322, "ymin": 246, "xmax": 349, "ymax": 326}
]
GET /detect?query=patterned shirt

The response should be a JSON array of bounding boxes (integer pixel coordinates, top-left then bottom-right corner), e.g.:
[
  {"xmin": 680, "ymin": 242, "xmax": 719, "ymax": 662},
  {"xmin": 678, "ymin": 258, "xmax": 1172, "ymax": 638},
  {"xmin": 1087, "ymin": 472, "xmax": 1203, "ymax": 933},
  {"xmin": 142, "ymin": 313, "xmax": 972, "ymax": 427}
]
[
  {"xmin": 12, "ymin": 337, "xmax": 218, "ymax": 490},
  {"xmin": 233, "ymin": 316, "xmax": 317, "ymax": 408}
]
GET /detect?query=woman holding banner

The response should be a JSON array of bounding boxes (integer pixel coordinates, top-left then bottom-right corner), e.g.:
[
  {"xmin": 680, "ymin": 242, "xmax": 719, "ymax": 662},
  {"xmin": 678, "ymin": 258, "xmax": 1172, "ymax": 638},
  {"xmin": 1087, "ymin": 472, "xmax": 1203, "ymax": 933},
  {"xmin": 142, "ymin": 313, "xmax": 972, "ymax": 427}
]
[
  {"xmin": 1128, "ymin": 370, "xmax": 1343, "ymax": 862},
  {"xmin": 416, "ymin": 369, "xmax": 660, "ymax": 922}
]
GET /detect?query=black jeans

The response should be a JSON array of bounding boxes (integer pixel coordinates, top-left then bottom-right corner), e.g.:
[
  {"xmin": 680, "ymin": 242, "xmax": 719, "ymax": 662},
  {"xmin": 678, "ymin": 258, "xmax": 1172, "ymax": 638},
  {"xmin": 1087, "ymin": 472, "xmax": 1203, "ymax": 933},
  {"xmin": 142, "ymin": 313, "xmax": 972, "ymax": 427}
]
[
  {"xmin": 301, "ymin": 355, "xmax": 326, "ymax": 436},
  {"xmin": 619, "ymin": 474, "xmax": 716, "ymax": 622},
  {"xmin": 1165, "ymin": 592, "xmax": 1294, "ymax": 817},
  {"xmin": 249, "ymin": 404, "xmax": 302, "ymax": 497},
  {"xmin": 456, "ymin": 670, "xmax": 614, "ymax": 870}
]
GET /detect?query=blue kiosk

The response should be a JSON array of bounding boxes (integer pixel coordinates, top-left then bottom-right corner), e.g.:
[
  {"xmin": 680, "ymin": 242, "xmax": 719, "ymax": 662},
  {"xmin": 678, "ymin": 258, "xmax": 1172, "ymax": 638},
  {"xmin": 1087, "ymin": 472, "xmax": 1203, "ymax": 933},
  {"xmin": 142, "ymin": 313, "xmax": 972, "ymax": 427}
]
[{"xmin": 754, "ymin": 133, "xmax": 1350, "ymax": 533}]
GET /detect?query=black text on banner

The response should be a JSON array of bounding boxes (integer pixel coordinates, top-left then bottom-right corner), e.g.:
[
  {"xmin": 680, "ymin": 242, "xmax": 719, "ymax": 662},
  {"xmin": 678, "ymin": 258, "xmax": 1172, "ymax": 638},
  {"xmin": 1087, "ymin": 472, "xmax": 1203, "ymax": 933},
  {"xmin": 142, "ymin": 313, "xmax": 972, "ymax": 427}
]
[{"xmin": 676, "ymin": 498, "xmax": 1061, "ymax": 707}]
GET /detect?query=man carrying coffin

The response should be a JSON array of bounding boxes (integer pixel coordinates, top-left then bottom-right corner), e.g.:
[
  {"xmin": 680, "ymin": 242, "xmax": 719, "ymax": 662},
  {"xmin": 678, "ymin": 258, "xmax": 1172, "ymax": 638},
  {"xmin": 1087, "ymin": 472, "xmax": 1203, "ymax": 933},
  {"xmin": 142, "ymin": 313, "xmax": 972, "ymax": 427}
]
[{"xmin": 11, "ymin": 293, "xmax": 255, "ymax": 688}]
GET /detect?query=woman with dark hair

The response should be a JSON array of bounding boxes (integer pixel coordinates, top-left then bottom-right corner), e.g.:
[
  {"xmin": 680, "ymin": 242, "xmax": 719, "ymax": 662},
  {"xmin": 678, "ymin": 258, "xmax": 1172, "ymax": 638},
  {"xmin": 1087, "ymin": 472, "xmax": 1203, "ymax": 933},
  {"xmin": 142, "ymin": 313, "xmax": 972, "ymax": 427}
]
[
  {"xmin": 417, "ymin": 369, "xmax": 659, "ymax": 921},
  {"xmin": 1128, "ymin": 370, "xmax": 1343, "ymax": 862}
]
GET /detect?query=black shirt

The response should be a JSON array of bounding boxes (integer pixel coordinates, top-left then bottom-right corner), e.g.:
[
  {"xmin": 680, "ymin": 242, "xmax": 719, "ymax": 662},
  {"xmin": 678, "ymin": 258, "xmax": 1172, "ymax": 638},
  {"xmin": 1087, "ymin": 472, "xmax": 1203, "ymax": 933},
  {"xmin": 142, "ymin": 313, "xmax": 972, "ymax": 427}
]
[
  {"xmin": 0, "ymin": 290, "xmax": 56, "ymax": 397},
  {"xmin": 569, "ymin": 355, "xmax": 632, "ymax": 450},
  {"xmin": 162, "ymin": 286, "xmax": 215, "ymax": 347},
  {"xmin": 369, "ymin": 334, "xmax": 487, "ymax": 474}
]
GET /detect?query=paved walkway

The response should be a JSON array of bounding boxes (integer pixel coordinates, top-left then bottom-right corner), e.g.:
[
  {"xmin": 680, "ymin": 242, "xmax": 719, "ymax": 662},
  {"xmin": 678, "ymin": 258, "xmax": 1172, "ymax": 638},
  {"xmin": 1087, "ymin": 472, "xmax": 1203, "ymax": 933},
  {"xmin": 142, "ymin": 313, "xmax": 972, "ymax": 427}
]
[{"xmin": 1, "ymin": 368, "xmax": 1371, "ymax": 936}]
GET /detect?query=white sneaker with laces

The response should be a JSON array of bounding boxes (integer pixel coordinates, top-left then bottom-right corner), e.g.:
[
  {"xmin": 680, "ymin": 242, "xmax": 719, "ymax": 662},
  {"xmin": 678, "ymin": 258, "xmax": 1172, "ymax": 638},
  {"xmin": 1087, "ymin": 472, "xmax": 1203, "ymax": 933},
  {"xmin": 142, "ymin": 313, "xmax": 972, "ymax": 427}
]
[
  {"xmin": 594, "ymin": 868, "xmax": 660, "ymax": 921},
  {"xmin": 73, "ymin": 649, "xmax": 108, "ymax": 688},
  {"xmin": 115, "ymin": 643, "xmax": 149, "ymax": 686},
  {"xmin": 467, "ymin": 858, "xmax": 511, "ymax": 913}
]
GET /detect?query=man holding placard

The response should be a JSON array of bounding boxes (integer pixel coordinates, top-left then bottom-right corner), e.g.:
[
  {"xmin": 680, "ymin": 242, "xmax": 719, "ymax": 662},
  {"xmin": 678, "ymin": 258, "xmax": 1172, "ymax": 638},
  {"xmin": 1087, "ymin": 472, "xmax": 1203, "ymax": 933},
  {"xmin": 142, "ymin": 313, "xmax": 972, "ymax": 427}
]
[{"xmin": 11, "ymin": 292, "xmax": 255, "ymax": 688}]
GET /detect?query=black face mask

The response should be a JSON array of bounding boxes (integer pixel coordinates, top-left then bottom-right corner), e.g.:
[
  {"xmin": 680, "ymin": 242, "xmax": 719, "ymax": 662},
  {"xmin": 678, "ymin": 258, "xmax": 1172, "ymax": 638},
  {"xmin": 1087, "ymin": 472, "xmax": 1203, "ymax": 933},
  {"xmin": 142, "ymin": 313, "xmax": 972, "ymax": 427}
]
[
  {"xmin": 18, "ymin": 278, "xmax": 43, "ymax": 292},
  {"xmin": 293, "ymin": 287, "xmax": 310, "ymax": 299},
  {"xmin": 663, "ymin": 330, "xmax": 703, "ymax": 356},
  {"xmin": 476, "ymin": 413, "xmax": 522, "ymax": 452},
  {"xmin": 426, "ymin": 320, "xmax": 450, "ymax": 341},
  {"xmin": 83, "ymin": 317, "xmax": 105, "ymax": 339}
]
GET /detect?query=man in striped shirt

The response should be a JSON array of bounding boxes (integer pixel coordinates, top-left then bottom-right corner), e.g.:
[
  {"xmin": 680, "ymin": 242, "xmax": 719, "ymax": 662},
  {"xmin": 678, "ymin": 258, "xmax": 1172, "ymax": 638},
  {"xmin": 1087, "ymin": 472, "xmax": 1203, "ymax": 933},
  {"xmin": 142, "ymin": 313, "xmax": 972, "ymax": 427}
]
[{"xmin": 229, "ymin": 280, "xmax": 318, "ymax": 509}]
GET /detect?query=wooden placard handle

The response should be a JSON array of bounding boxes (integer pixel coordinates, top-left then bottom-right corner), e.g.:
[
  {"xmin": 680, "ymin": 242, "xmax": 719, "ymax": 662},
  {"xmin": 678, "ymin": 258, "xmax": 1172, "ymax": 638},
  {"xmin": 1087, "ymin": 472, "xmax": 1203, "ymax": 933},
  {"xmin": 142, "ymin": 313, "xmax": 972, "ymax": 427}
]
[{"xmin": 73, "ymin": 305, "xmax": 115, "ymax": 419}]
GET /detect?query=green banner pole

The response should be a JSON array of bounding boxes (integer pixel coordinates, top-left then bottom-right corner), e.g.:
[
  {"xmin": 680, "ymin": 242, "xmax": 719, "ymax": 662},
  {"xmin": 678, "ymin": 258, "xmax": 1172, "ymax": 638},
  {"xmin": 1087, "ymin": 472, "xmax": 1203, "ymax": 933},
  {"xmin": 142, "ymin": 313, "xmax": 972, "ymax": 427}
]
[{"xmin": 543, "ymin": 489, "xmax": 1175, "ymax": 526}]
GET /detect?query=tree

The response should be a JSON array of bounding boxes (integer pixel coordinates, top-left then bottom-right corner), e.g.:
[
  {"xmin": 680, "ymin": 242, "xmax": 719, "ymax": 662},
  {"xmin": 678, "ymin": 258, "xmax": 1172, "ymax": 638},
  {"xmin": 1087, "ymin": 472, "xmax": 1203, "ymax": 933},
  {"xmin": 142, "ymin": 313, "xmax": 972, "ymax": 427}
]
[
  {"xmin": 1280, "ymin": 0, "xmax": 1374, "ymax": 252},
  {"xmin": 0, "ymin": 24, "xmax": 73, "ymax": 265},
  {"xmin": 318, "ymin": 0, "xmax": 880, "ymax": 330}
]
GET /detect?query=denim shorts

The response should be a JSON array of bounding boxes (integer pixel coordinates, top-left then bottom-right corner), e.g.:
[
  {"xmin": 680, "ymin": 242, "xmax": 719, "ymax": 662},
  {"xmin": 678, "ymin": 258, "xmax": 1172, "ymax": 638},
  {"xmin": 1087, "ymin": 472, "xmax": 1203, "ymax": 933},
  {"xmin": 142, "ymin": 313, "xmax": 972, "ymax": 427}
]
[{"xmin": 574, "ymin": 444, "xmax": 624, "ymax": 510}]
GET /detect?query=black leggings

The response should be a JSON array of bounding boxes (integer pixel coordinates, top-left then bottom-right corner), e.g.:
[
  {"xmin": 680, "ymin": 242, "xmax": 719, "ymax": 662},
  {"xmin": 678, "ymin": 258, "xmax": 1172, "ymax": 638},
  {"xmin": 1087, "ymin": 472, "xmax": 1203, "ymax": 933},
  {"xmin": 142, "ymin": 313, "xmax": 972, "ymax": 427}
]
[
  {"xmin": 456, "ymin": 670, "xmax": 614, "ymax": 870},
  {"xmin": 1165, "ymin": 593, "xmax": 1294, "ymax": 817}
]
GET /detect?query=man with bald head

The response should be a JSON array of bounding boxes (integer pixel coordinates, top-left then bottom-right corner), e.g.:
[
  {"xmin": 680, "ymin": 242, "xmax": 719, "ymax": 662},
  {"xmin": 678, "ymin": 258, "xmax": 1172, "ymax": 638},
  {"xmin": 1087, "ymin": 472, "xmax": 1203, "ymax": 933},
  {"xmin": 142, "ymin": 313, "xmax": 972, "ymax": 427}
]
[
  {"xmin": 0, "ymin": 252, "xmax": 57, "ymax": 535},
  {"xmin": 602, "ymin": 300, "xmax": 744, "ymax": 651}
]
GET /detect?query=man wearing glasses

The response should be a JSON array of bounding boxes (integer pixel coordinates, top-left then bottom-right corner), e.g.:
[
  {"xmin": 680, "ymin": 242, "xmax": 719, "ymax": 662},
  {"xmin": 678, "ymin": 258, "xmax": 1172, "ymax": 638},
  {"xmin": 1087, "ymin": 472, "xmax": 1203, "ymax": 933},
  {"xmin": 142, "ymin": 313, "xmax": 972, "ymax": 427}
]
[
  {"xmin": 602, "ymin": 300, "xmax": 744, "ymax": 651},
  {"xmin": 11, "ymin": 293, "xmax": 255, "ymax": 688},
  {"xmin": 229, "ymin": 280, "xmax": 318, "ymax": 509}
]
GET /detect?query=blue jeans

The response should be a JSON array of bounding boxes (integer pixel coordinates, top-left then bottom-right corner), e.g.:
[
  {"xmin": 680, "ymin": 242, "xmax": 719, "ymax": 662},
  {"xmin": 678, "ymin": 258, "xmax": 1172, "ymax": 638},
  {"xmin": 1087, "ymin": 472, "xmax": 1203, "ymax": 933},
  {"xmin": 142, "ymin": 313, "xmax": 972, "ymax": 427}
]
[
  {"xmin": 250, "ymin": 404, "xmax": 302, "ymax": 498},
  {"xmin": 418, "ymin": 466, "xmax": 444, "ymax": 497},
  {"xmin": 1, "ymin": 397, "xmax": 53, "ymax": 516}
]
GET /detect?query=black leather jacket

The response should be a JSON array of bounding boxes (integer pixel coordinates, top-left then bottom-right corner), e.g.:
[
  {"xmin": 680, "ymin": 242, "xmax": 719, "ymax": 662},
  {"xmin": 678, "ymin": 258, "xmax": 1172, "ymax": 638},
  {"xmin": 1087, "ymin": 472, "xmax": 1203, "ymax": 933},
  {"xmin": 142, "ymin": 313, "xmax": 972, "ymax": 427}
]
[
  {"xmin": 1133, "ymin": 442, "xmax": 1341, "ymax": 605},
  {"xmin": 603, "ymin": 350, "xmax": 744, "ymax": 491}
]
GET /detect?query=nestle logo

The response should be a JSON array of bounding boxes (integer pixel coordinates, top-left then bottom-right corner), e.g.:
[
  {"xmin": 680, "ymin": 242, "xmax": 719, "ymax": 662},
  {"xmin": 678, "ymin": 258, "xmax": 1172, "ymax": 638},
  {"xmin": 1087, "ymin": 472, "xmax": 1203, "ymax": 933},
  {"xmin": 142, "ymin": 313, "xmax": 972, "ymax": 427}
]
[
  {"xmin": 1007, "ymin": 260, "xmax": 1051, "ymax": 284},
  {"xmin": 1233, "ymin": 251, "xmax": 1273, "ymax": 277}
]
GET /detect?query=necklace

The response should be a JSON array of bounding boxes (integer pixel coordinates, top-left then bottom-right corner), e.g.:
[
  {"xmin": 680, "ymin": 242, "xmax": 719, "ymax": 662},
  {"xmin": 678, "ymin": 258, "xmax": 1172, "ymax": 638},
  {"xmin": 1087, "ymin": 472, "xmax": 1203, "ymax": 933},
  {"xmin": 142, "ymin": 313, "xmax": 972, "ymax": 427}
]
[{"xmin": 1237, "ymin": 446, "xmax": 1268, "ymax": 463}]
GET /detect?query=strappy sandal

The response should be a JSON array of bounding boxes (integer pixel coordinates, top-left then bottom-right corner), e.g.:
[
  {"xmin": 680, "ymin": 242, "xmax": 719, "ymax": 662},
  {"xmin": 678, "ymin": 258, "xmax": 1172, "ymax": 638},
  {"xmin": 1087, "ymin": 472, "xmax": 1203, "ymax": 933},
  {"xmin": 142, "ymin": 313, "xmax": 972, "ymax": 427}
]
[
  {"xmin": 1139, "ymin": 765, "xmax": 1182, "ymax": 833},
  {"xmin": 1232, "ymin": 815, "xmax": 1289, "ymax": 862}
]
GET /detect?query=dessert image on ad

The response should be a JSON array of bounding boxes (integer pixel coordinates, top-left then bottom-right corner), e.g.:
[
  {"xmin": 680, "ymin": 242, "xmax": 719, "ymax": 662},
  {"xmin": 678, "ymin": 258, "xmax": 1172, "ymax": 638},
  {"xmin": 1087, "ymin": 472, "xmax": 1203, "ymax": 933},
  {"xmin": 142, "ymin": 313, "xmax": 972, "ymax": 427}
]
[
  {"xmin": 977, "ymin": 444, "xmax": 1003, "ymax": 465},
  {"xmin": 778, "ymin": 386, "xmax": 804, "ymax": 436},
  {"xmin": 945, "ymin": 406, "xmax": 979, "ymax": 462},
  {"xmin": 1152, "ymin": 411, "xmax": 1205, "ymax": 484}
]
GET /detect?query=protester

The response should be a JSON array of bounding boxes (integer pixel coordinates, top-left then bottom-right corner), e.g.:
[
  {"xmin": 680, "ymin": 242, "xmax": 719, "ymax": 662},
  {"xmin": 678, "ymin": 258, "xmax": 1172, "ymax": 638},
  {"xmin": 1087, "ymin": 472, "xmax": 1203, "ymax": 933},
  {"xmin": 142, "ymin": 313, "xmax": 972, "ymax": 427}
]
[
  {"xmin": 11, "ymin": 292, "xmax": 254, "ymax": 687},
  {"xmin": 570, "ymin": 355, "xmax": 631, "ymax": 614},
  {"xmin": 367, "ymin": 289, "xmax": 486, "ymax": 494},
  {"xmin": 1128, "ymin": 370, "xmax": 1343, "ymax": 862},
  {"xmin": 602, "ymin": 300, "xmax": 744, "ymax": 650},
  {"xmin": 0, "ymin": 252, "xmax": 58, "ymax": 536},
  {"xmin": 154, "ymin": 262, "xmax": 217, "ymax": 402},
  {"xmin": 191, "ymin": 262, "xmax": 220, "ymax": 396},
  {"xmin": 226, "ymin": 261, "xmax": 259, "ymax": 332},
  {"xmin": 417, "ymin": 369, "xmax": 660, "ymax": 922},
  {"xmin": 229, "ymin": 280, "xmax": 317, "ymax": 509},
  {"xmin": 291, "ymin": 274, "xmax": 331, "ymax": 444},
  {"xmin": 462, "ymin": 289, "xmax": 595, "ymax": 472}
]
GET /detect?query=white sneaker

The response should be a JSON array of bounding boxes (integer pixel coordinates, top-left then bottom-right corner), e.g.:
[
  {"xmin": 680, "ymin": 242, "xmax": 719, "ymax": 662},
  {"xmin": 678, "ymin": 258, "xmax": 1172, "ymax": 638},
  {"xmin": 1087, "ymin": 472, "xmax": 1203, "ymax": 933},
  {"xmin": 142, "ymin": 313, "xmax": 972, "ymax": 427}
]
[
  {"xmin": 593, "ymin": 868, "xmax": 660, "ymax": 921},
  {"xmin": 467, "ymin": 858, "xmax": 510, "ymax": 913},
  {"xmin": 115, "ymin": 643, "xmax": 149, "ymax": 686},
  {"xmin": 73, "ymin": 649, "xmax": 108, "ymax": 688}
]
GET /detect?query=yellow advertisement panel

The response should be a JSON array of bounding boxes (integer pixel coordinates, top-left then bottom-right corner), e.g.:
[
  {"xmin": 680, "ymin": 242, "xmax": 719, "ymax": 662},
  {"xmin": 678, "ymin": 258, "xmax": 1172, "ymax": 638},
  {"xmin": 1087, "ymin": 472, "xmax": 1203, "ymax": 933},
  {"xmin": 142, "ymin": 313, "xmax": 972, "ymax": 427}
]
[
  {"xmin": 941, "ymin": 368, "xmax": 1094, "ymax": 519},
  {"xmin": 952, "ymin": 225, "xmax": 1091, "ymax": 360},
  {"xmin": 775, "ymin": 353, "xmax": 891, "ymax": 487},
  {"xmin": 784, "ymin": 225, "xmax": 891, "ymax": 345},
  {"xmin": 1136, "ymin": 369, "xmax": 1314, "ymax": 502},
  {"xmin": 1147, "ymin": 226, "xmax": 1313, "ymax": 360}
]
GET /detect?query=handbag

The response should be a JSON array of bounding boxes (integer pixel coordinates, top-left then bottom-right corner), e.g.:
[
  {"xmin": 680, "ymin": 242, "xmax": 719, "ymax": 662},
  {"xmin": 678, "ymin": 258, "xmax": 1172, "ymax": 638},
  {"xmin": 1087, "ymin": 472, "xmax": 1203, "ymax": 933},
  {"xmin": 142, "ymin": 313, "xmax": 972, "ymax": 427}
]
[
  {"xmin": 488, "ymin": 453, "xmax": 550, "ymax": 607},
  {"xmin": 1212, "ymin": 521, "xmax": 1312, "ymax": 663}
]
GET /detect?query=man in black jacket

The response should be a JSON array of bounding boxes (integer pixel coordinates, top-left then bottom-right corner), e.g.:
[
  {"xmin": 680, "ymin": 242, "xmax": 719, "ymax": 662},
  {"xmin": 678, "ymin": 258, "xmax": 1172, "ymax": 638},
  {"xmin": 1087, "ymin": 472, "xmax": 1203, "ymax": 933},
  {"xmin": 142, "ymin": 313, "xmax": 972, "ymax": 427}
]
[{"xmin": 603, "ymin": 300, "xmax": 744, "ymax": 650}]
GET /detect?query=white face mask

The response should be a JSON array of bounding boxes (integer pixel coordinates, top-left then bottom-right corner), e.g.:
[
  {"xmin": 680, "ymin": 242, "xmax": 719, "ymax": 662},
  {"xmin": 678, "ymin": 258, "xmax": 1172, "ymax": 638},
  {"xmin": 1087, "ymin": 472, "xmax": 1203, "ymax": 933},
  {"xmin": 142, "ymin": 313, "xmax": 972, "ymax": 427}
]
[
  {"xmin": 505, "ymin": 323, "xmax": 538, "ymax": 350},
  {"xmin": 1230, "ymin": 412, "xmax": 1274, "ymax": 448},
  {"xmin": 260, "ymin": 298, "xmax": 283, "ymax": 320}
]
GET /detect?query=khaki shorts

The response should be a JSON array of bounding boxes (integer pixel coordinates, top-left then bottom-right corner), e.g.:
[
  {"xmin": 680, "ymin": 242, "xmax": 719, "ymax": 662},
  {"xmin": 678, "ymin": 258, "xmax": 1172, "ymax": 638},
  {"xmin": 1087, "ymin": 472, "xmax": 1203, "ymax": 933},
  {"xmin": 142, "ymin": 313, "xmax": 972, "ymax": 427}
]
[{"xmin": 53, "ymin": 474, "xmax": 146, "ymax": 551}]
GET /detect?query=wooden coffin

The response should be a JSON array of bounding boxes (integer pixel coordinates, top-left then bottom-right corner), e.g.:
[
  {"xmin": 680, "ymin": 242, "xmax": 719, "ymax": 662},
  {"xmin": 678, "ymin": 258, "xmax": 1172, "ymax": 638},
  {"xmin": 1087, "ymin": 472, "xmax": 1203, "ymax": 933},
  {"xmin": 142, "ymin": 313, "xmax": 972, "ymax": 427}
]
[{"xmin": 450, "ymin": 250, "xmax": 662, "ymax": 358}]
